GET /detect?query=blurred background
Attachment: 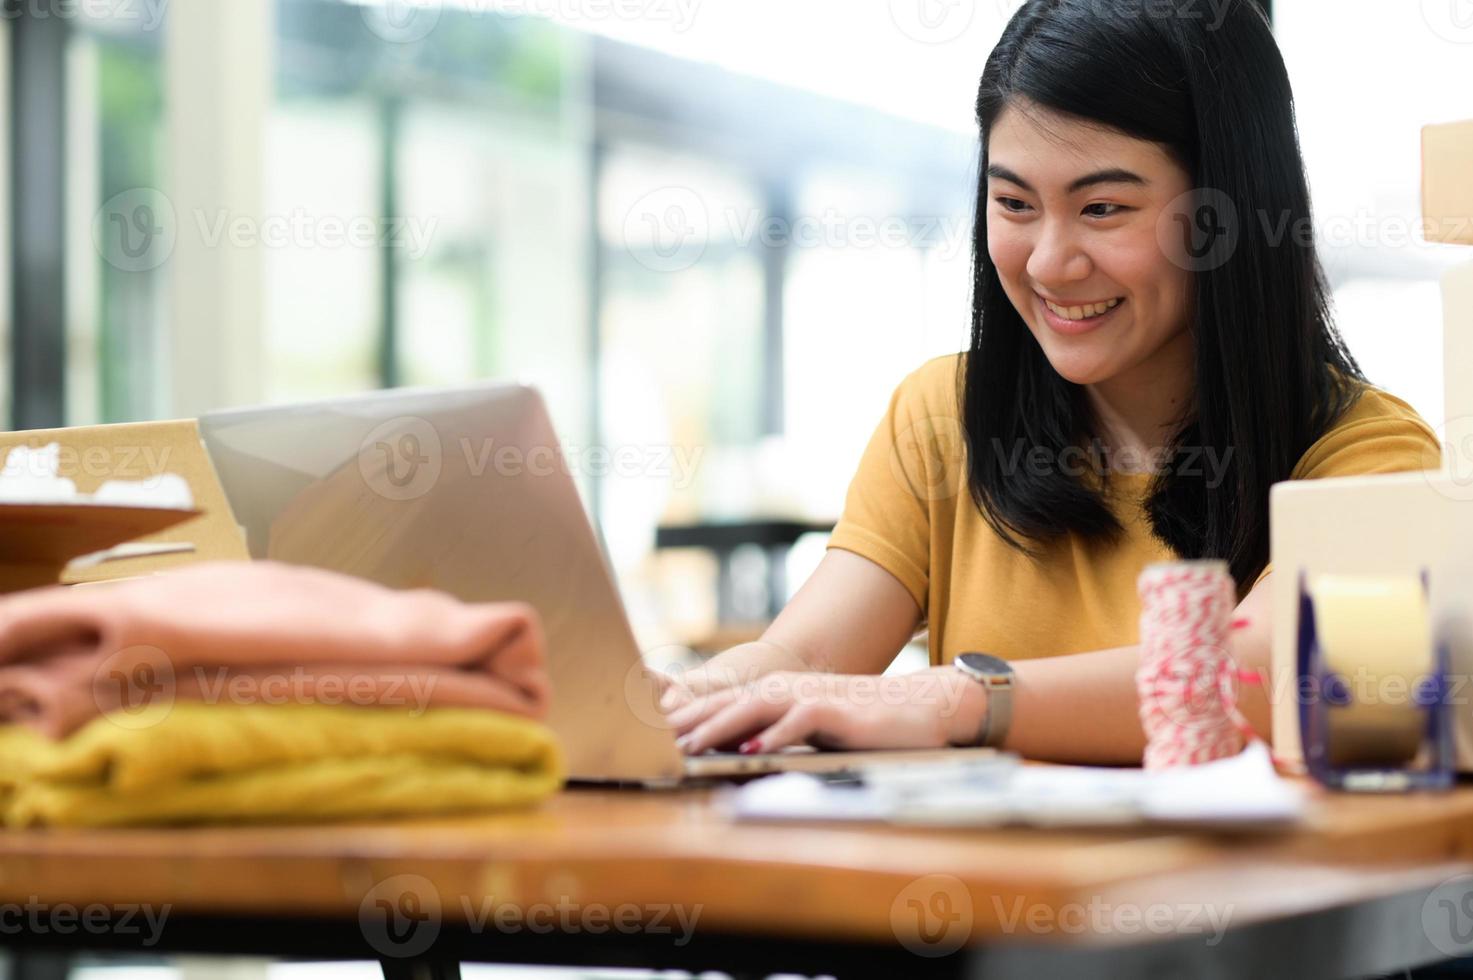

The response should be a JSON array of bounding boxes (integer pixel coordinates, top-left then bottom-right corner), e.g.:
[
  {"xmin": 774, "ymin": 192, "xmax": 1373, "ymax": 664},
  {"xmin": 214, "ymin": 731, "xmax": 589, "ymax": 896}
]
[
  {"xmin": 0, "ymin": 0, "xmax": 1470, "ymax": 978},
  {"xmin": 4, "ymin": 0, "xmax": 1470, "ymax": 661}
]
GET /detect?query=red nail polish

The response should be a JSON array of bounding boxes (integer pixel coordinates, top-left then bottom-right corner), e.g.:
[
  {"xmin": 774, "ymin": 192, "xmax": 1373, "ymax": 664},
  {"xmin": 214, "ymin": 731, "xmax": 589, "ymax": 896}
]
[{"xmin": 739, "ymin": 739, "xmax": 760, "ymax": 754}]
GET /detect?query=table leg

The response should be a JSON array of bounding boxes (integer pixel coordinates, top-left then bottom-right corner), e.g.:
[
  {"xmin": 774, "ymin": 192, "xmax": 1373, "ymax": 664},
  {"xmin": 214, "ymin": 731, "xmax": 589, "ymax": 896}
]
[{"xmin": 378, "ymin": 959, "xmax": 461, "ymax": 980}]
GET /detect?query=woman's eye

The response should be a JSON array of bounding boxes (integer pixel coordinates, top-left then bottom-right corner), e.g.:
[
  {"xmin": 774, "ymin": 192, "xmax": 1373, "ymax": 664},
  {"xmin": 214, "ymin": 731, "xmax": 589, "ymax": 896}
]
[
  {"xmin": 1084, "ymin": 203, "xmax": 1127, "ymax": 218},
  {"xmin": 995, "ymin": 197, "xmax": 1031, "ymax": 213}
]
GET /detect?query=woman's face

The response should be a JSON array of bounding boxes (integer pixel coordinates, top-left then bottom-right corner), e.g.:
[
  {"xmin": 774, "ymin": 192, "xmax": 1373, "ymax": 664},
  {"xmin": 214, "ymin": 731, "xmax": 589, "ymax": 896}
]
[{"xmin": 985, "ymin": 101, "xmax": 1195, "ymax": 389}]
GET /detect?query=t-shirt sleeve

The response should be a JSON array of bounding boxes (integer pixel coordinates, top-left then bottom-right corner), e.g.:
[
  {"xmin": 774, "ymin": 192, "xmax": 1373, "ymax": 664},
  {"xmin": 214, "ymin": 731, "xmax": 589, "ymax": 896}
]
[
  {"xmin": 1249, "ymin": 390, "xmax": 1443, "ymax": 592},
  {"xmin": 825, "ymin": 361, "xmax": 964, "ymax": 613}
]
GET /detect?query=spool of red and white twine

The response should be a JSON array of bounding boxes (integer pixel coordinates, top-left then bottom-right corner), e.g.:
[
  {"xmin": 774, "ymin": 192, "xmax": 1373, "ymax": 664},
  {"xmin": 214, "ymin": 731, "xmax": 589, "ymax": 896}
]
[{"xmin": 1136, "ymin": 560, "xmax": 1257, "ymax": 769}]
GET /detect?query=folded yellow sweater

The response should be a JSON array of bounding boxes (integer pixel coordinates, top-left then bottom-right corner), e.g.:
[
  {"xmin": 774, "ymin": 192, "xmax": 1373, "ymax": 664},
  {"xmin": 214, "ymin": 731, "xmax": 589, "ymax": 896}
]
[{"xmin": 0, "ymin": 703, "xmax": 564, "ymax": 828}]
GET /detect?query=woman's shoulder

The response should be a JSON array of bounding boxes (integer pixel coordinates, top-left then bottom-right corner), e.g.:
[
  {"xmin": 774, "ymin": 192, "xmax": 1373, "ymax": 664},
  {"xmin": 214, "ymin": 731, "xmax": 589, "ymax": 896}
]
[
  {"xmin": 1291, "ymin": 377, "xmax": 1442, "ymax": 480},
  {"xmin": 890, "ymin": 352, "xmax": 967, "ymax": 415}
]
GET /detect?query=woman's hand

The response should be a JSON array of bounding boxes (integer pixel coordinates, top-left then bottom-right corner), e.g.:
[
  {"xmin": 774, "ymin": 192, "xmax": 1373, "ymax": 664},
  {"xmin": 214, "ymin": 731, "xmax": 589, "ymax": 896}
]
[
  {"xmin": 652, "ymin": 639, "xmax": 812, "ymax": 715},
  {"xmin": 664, "ymin": 666, "xmax": 987, "ymax": 755}
]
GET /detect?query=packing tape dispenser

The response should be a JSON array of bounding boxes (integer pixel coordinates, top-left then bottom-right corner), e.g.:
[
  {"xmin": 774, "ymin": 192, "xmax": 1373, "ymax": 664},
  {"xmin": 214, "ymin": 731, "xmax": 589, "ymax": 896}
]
[{"xmin": 1297, "ymin": 571, "xmax": 1455, "ymax": 792}]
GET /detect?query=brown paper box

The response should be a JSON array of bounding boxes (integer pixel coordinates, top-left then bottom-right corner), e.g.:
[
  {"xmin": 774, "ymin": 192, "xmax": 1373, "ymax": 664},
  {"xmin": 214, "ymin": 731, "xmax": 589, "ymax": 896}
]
[
  {"xmin": 1422, "ymin": 118, "xmax": 1473, "ymax": 245},
  {"xmin": 0, "ymin": 419, "xmax": 249, "ymax": 592}
]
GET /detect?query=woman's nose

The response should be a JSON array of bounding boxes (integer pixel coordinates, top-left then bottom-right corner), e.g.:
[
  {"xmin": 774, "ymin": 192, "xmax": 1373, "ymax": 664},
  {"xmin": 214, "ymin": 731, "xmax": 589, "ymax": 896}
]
[{"xmin": 1025, "ymin": 218, "xmax": 1093, "ymax": 286}]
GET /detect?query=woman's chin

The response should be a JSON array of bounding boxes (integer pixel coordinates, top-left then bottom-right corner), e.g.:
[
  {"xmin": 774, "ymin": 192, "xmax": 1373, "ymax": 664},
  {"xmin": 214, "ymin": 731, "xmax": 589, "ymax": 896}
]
[{"xmin": 1041, "ymin": 354, "xmax": 1114, "ymax": 387}]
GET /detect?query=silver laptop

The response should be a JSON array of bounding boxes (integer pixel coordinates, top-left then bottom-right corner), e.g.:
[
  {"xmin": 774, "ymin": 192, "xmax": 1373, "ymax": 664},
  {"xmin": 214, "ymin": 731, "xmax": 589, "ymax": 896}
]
[{"xmin": 198, "ymin": 382, "xmax": 995, "ymax": 783}]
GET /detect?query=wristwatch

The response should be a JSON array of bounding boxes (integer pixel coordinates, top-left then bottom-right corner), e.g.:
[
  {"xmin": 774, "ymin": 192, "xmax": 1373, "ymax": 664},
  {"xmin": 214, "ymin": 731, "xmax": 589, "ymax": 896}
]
[{"xmin": 953, "ymin": 652, "xmax": 1016, "ymax": 748}]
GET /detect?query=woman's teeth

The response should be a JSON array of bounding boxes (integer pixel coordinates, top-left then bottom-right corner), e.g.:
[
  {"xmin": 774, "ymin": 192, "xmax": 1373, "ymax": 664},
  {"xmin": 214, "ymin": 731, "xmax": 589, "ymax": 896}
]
[{"xmin": 1044, "ymin": 297, "xmax": 1122, "ymax": 321}]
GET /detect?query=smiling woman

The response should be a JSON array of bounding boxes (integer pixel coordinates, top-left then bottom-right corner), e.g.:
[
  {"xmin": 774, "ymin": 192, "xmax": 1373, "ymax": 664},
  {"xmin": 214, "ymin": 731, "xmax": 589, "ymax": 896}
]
[{"xmin": 660, "ymin": 0, "xmax": 1442, "ymax": 765}]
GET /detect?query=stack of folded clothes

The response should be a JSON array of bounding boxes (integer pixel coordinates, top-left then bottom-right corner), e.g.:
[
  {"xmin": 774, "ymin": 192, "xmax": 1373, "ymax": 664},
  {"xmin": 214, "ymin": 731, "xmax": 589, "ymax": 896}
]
[{"xmin": 0, "ymin": 561, "xmax": 564, "ymax": 827}]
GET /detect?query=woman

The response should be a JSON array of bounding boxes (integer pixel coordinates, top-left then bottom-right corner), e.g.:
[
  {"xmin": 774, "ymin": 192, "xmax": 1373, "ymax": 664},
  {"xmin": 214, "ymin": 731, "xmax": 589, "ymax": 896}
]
[{"xmin": 662, "ymin": 0, "xmax": 1441, "ymax": 764}]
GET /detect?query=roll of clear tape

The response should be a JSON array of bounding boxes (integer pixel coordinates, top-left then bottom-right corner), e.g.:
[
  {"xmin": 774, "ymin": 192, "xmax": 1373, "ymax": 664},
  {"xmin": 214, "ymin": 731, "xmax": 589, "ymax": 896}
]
[{"xmin": 1306, "ymin": 573, "xmax": 1431, "ymax": 768}]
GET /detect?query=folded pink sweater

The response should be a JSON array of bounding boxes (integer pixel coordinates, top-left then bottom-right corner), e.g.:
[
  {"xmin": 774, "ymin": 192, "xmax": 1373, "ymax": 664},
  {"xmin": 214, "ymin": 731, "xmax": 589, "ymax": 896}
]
[{"xmin": 0, "ymin": 561, "xmax": 551, "ymax": 739}]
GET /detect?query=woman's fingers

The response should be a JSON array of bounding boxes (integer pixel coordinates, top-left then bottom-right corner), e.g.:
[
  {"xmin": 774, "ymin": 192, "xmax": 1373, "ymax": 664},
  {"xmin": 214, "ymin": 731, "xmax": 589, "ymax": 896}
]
[
  {"xmin": 747, "ymin": 702, "xmax": 849, "ymax": 754},
  {"xmin": 677, "ymin": 696, "xmax": 790, "ymax": 755},
  {"xmin": 665, "ymin": 684, "xmax": 745, "ymax": 736}
]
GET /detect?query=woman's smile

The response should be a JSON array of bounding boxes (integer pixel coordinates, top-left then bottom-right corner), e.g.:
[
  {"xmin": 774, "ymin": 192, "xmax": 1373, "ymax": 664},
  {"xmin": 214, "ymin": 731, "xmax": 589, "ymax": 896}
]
[{"xmin": 1036, "ymin": 292, "xmax": 1126, "ymax": 336}]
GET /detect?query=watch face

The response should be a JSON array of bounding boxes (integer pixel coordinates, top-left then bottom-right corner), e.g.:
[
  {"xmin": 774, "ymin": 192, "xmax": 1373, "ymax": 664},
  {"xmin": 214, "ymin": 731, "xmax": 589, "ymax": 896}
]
[{"xmin": 957, "ymin": 652, "xmax": 1011, "ymax": 676}]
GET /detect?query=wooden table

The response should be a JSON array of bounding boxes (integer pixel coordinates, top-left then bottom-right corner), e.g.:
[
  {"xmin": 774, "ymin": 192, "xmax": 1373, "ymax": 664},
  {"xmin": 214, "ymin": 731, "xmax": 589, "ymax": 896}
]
[{"xmin": 4, "ymin": 780, "xmax": 1473, "ymax": 979}]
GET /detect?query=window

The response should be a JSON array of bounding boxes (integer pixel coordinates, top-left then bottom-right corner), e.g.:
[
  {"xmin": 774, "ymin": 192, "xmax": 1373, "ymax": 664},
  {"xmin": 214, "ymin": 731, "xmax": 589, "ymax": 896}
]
[
  {"xmin": 67, "ymin": 13, "xmax": 168, "ymax": 425},
  {"xmin": 1276, "ymin": 0, "xmax": 1471, "ymax": 432}
]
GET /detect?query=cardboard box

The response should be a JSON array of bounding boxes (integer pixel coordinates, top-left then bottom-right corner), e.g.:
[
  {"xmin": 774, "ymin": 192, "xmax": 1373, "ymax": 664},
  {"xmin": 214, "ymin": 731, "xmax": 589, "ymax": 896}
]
[
  {"xmin": 1422, "ymin": 118, "xmax": 1473, "ymax": 245},
  {"xmin": 0, "ymin": 420, "xmax": 249, "ymax": 591},
  {"xmin": 1270, "ymin": 471, "xmax": 1473, "ymax": 773}
]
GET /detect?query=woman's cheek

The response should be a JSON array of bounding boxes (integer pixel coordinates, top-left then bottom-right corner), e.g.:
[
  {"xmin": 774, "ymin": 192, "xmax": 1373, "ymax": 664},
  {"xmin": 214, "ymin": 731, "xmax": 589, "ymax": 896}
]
[{"xmin": 987, "ymin": 224, "xmax": 1029, "ymax": 283}]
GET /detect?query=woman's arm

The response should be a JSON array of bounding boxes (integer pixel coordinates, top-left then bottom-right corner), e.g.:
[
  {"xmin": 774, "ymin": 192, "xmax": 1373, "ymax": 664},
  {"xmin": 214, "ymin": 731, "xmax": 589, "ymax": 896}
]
[
  {"xmin": 1002, "ymin": 570, "xmax": 1274, "ymax": 764},
  {"xmin": 669, "ymin": 569, "xmax": 1276, "ymax": 764},
  {"xmin": 658, "ymin": 549, "xmax": 923, "ymax": 708}
]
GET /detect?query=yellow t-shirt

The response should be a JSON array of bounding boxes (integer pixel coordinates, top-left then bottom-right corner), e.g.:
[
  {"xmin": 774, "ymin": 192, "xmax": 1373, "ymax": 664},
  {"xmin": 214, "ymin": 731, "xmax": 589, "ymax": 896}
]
[{"xmin": 826, "ymin": 353, "xmax": 1442, "ymax": 667}]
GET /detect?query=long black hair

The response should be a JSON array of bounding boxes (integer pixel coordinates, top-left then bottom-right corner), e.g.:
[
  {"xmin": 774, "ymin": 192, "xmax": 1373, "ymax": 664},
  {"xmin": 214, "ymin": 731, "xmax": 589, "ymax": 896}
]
[{"xmin": 962, "ymin": 0, "xmax": 1363, "ymax": 592}]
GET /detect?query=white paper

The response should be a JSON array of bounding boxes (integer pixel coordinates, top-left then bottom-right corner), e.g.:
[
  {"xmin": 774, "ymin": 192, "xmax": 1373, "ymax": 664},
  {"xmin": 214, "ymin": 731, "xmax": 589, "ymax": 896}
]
[{"xmin": 724, "ymin": 741, "xmax": 1305, "ymax": 830}]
